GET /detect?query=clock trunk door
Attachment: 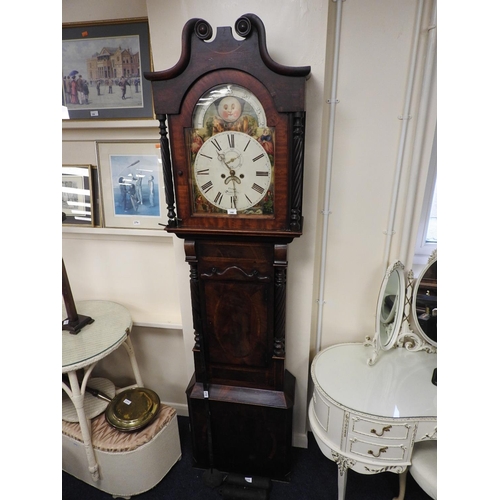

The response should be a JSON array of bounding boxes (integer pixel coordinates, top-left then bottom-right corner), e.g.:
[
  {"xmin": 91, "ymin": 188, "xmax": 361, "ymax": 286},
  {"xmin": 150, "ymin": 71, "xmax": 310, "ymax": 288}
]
[{"xmin": 197, "ymin": 240, "xmax": 277, "ymax": 389}]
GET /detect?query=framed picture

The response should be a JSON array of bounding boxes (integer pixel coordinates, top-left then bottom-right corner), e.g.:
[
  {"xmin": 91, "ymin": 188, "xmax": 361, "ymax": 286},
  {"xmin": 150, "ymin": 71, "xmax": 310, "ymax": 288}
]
[
  {"xmin": 97, "ymin": 141, "xmax": 165, "ymax": 229},
  {"xmin": 62, "ymin": 19, "xmax": 153, "ymax": 120},
  {"xmin": 62, "ymin": 165, "xmax": 99, "ymax": 226}
]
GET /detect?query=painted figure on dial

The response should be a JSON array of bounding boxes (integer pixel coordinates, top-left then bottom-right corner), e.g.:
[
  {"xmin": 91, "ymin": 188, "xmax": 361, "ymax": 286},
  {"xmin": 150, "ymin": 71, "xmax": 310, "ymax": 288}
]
[
  {"xmin": 217, "ymin": 96, "xmax": 242, "ymax": 123},
  {"xmin": 207, "ymin": 96, "xmax": 258, "ymax": 137}
]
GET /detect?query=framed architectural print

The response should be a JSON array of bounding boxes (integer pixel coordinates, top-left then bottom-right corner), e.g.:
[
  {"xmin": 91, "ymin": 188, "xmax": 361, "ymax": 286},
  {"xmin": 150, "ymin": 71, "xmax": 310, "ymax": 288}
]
[
  {"xmin": 62, "ymin": 165, "xmax": 98, "ymax": 226},
  {"xmin": 97, "ymin": 141, "xmax": 165, "ymax": 229},
  {"xmin": 62, "ymin": 19, "xmax": 153, "ymax": 120}
]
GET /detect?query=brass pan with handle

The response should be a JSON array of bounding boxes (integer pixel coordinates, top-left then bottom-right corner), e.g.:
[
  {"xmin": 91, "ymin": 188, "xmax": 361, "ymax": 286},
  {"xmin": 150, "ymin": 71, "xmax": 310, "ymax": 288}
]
[{"xmin": 86, "ymin": 385, "xmax": 161, "ymax": 432}]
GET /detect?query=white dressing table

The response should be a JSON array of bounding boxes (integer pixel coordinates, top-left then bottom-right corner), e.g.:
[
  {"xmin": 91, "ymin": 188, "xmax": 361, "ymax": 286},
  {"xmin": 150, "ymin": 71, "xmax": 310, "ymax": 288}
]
[
  {"xmin": 309, "ymin": 254, "xmax": 437, "ymax": 499},
  {"xmin": 309, "ymin": 343, "xmax": 436, "ymax": 499}
]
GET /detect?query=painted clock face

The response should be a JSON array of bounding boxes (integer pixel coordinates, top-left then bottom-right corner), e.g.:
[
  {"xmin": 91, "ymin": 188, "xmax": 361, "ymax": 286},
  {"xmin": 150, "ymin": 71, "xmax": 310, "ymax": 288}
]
[
  {"xmin": 193, "ymin": 131, "xmax": 272, "ymax": 213},
  {"xmin": 188, "ymin": 83, "xmax": 275, "ymax": 216}
]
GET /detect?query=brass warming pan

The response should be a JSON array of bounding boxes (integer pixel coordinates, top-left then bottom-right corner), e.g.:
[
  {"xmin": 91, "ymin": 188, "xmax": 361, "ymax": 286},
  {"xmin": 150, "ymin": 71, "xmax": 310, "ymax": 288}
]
[{"xmin": 86, "ymin": 385, "xmax": 160, "ymax": 432}]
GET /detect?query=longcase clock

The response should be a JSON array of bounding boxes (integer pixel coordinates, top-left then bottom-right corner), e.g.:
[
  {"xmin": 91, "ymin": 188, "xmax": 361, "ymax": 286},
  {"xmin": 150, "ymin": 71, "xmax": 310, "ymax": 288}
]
[{"xmin": 145, "ymin": 14, "xmax": 310, "ymax": 480}]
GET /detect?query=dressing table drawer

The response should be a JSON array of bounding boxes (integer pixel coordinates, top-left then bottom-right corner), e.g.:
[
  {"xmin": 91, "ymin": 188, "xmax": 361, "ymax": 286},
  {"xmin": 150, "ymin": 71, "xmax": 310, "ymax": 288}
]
[
  {"xmin": 350, "ymin": 416, "xmax": 413, "ymax": 441},
  {"xmin": 348, "ymin": 437, "xmax": 408, "ymax": 461},
  {"xmin": 415, "ymin": 420, "xmax": 437, "ymax": 441}
]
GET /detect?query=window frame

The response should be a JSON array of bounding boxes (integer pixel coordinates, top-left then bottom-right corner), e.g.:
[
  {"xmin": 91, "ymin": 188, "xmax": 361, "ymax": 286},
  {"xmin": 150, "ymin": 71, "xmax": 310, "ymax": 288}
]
[{"xmin": 413, "ymin": 128, "xmax": 437, "ymax": 266}]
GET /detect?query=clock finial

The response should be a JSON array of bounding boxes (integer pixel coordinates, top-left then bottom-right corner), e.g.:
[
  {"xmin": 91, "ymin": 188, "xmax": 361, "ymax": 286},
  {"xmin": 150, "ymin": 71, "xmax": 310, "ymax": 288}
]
[
  {"xmin": 235, "ymin": 16, "xmax": 252, "ymax": 37},
  {"xmin": 194, "ymin": 19, "xmax": 213, "ymax": 40}
]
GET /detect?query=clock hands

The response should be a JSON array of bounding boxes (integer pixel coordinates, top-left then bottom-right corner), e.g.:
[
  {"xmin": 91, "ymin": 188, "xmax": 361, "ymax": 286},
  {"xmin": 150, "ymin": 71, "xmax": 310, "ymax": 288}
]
[
  {"xmin": 218, "ymin": 152, "xmax": 238, "ymax": 165},
  {"xmin": 218, "ymin": 151, "xmax": 242, "ymax": 185},
  {"xmin": 218, "ymin": 151, "xmax": 241, "ymax": 168},
  {"xmin": 218, "ymin": 151, "xmax": 241, "ymax": 210},
  {"xmin": 231, "ymin": 179, "xmax": 238, "ymax": 209}
]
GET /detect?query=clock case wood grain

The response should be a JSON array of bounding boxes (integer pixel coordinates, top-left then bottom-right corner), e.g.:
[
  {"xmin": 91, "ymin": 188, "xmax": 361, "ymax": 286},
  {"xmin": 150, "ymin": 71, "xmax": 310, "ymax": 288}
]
[{"xmin": 145, "ymin": 14, "xmax": 310, "ymax": 480}]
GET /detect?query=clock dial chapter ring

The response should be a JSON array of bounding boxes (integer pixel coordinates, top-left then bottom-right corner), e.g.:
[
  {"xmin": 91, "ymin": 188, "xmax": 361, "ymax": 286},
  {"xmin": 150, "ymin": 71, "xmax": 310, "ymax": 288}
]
[{"xmin": 193, "ymin": 131, "xmax": 272, "ymax": 213}]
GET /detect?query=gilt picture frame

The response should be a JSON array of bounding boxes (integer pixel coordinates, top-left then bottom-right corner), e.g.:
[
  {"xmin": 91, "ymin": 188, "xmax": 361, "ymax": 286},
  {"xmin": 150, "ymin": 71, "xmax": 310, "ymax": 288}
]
[
  {"xmin": 97, "ymin": 141, "xmax": 165, "ymax": 229},
  {"xmin": 62, "ymin": 19, "xmax": 153, "ymax": 121}
]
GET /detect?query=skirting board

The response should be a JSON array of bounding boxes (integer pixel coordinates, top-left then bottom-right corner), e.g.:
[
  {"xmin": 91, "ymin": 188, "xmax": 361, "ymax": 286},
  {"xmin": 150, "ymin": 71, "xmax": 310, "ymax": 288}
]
[
  {"xmin": 163, "ymin": 401, "xmax": 189, "ymax": 417},
  {"xmin": 293, "ymin": 431, "xmax": 308, "ymax": 449}
]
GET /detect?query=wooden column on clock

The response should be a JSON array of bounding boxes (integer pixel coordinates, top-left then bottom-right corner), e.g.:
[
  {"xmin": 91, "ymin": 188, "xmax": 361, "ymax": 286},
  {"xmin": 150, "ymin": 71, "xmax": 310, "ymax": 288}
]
[{"xmin": 145, "ymin": 14, "xmax": 310, "ymax": 480}]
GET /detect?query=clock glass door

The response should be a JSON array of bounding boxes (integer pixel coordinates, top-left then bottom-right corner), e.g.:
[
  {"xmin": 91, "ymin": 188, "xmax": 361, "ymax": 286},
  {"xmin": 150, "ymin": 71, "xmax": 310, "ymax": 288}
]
[{"xmin": 186, "ymin": 84, "xmax": 275, "ymax": 217}]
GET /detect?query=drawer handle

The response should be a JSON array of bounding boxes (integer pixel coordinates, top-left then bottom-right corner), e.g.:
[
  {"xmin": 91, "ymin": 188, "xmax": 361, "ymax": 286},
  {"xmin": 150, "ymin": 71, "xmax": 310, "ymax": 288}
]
[
  {"xmin": 370, "ymin": 425, "xmax": 392, "ymax": 437},
  {"xmin": 368, "ymin": 446, "xmax": 388, "ymax": 458}
]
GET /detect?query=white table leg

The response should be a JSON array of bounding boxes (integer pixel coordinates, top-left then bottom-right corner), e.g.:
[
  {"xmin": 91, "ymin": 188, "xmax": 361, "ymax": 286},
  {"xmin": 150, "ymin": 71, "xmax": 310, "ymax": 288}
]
[
  {"xmin": 393, "ymin": 469, "xmax": 408, "ymax": 500},
  {"xmin": 122, "ymin": 336, "xmax": 144, "ymax": 387},
  {"xmin": 337, "ymin": 466, "xmax": 348, "ymax": 500},
  {"xmin": 67, "ymin": 370, "xmax": 100, "ymax": 481}
]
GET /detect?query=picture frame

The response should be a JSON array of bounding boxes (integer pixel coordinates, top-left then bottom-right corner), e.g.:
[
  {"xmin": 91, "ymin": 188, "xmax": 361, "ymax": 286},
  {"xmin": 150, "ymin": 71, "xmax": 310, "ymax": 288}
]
[
  {"xmin": 62, "ymin": 165, "xmax": 99, "ymax": 227},
  {"xmin": 62, "ymin": 19, "xmax": 153, "ymax": 121},
  {"xmin": 97, "ymin": 141, "xmax": 166, "ymax": 229}
]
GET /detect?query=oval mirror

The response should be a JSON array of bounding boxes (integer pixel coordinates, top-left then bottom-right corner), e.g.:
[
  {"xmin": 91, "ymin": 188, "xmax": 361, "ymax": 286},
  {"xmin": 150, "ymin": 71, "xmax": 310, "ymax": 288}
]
[
  {"xmin": 375, "ymin": 261, "xmax": 406, "ymax": 350},
  {"xmin": 412, "ymin": 252, "xmax": 437, "ymax": 347}
]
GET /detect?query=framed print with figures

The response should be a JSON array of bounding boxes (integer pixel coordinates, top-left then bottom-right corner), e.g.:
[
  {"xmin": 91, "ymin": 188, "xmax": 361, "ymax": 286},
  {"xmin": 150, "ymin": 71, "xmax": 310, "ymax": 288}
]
[
  {"xmin": 97, "ymin": 141, "xmax": 165, "ymax": 229},
  {"xmin": 62, "ymin": 19, "xmax": 153, "ymax": 120}
]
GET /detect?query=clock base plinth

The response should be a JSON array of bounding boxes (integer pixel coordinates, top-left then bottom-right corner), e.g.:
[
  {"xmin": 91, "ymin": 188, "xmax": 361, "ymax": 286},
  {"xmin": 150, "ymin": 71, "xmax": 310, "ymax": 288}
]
[{"xmin": 186, "ymin": 370, "xmax": 295, "ymax": 481}]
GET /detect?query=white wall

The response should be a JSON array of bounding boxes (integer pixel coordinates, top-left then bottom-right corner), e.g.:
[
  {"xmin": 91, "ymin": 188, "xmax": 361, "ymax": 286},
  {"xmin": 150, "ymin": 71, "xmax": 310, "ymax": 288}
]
[
  {"xmin": 62, "ymin": 0, "xmax": 436, "ymax": 448},
  {"xmin": 315, "ymin": 0, "xmax": 436, "ymax": 349}
]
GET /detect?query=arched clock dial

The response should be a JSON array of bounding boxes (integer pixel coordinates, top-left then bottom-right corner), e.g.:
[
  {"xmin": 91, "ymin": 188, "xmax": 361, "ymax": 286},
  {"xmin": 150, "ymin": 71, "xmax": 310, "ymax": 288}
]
[
  {"xmin": 193, "ymin": 131, "xmax": 272, "ymax": 213},
  {"xmin": 193, "ymin": 84, "xmax": 267, "ymax": 130}
]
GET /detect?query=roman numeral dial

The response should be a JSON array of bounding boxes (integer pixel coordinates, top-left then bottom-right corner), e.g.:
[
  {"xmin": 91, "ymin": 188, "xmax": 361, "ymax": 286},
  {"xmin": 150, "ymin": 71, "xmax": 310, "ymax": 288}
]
[{"xmin": 193, "ymin": 130, "xmax": 273, "ymax": 213}]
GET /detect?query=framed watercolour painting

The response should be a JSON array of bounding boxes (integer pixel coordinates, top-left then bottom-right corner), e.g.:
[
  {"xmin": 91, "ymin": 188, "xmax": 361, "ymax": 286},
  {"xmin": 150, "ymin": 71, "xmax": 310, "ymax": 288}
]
[
  {"xmin": 97, "ymin": 141, "xmax": 165, "ymax": 229},
  {"xmin": 62, "ymin": 19, "xmax": 153, "ymax": 120},
  {"xmin": 62, "ymin": 165, "xmax": 98, "ymax": 226}
]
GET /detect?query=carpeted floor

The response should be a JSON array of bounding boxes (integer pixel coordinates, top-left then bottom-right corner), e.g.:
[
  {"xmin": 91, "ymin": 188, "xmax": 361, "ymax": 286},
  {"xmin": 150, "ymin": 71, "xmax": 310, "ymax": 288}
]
[{"xmin": 62, "ymin": 415, "xmax": 432, "ymax": 500}]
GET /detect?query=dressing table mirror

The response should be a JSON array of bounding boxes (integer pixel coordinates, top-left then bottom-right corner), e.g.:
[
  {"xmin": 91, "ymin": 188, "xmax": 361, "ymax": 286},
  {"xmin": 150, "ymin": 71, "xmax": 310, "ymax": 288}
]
[
  {"xmin": 309, "ymin": 252, "xmax": 437, "ymax": 499},
  {"xmin": 411, "ymin": 252, "xmax": 437, "ymax": 347},
  {"xmin": 367, "ymin": 250, "xmax": 437, "ymax": 366}
]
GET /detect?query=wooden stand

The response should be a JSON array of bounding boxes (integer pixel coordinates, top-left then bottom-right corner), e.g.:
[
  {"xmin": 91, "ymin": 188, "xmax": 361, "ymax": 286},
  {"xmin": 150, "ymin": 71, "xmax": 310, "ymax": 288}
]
[{"xmin": 62, "ymin": 259, "xmax": 94, "ymax": 334}]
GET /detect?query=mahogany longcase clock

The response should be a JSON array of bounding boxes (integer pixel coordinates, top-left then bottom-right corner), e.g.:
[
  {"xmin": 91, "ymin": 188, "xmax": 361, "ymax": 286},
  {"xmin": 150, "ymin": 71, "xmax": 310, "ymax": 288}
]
[{"xmin": 145, "ymin": 14, "xmax": 310, "ymax": 480}]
